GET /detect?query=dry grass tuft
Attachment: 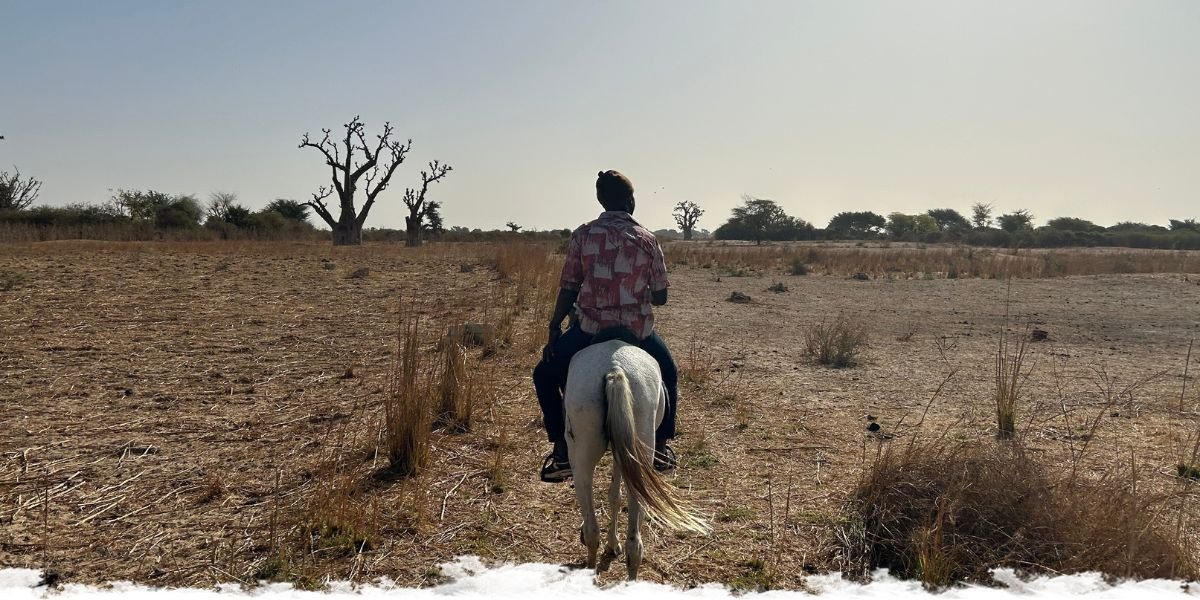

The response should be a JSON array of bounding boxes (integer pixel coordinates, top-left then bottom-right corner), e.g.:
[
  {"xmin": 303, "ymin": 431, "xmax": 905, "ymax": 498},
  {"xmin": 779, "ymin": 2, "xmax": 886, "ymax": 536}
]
[
  {"xmin": 384, "ymin": 315, "xmax": 433, "ymax": 477},
  {"xmin": 434, "ymin": 340, "xmax": 473, "ymax": 434},
  {"xmin": 680, "ymin": 334, "xmax": 715, "ymax": 386},
  {"xmin": 804, "ymin": 314, "xmax": 868, "ymax": 368},
  {"xmin": 839, "ymin": 438, "xmax": 1194, "ymax": 588},
  {"xmin": 301, "ymin": 471, "xmax": 379, "ymax": 559},
  {"xmin": 196, "ymin": 473, "xmax": 227, "ymax": 504},
  {"xmin": 995, "ymin": 327, "xmax": 1031, "ymax": 439},
  {"xmin": 485, "ymin": 427, "xmax": 510, "ymax": 494}
]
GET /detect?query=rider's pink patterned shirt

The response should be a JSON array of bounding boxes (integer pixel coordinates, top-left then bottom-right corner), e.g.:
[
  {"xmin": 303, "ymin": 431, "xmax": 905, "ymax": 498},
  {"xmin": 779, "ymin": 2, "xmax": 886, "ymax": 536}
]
[{"xmin": 559, "ymin": 211, "xmax": 669, "ymax": 340}]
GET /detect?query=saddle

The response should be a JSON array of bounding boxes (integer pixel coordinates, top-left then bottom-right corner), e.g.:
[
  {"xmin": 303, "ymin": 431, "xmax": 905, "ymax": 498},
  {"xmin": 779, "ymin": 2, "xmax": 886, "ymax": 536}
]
[{"xmin": 589, "ymin": 326, "xmax": 640, "ymax": 347}]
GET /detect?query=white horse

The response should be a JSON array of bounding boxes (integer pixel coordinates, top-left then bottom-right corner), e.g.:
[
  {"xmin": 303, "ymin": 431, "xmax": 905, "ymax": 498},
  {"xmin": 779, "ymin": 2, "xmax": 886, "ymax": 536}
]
[{"xmin": 564, "ymin": 336, "xmax": 709, "ymax": 580}]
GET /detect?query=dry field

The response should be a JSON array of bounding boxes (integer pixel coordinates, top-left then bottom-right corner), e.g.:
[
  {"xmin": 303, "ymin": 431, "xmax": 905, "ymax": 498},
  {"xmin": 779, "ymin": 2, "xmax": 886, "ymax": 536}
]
[{"xmin": 2, "ymin": 240, "xmax": 1200, "ymax": 589}]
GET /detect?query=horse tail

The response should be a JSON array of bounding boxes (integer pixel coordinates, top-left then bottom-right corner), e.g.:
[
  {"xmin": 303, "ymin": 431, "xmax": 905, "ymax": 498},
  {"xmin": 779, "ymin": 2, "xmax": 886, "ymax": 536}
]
[{"xmin": 605, "ymin": 367, "xmax": 709, "ymax": 534}]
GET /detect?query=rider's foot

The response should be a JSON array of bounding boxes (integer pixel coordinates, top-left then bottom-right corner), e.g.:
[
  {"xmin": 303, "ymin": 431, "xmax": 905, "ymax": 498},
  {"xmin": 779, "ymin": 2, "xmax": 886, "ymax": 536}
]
[
  {"xmin": 540, "ymin": 441, "xmax": 572, "ymax": 482},
  {"xmin": 653, "ymin": 441, "xmax": 677, "ymax": 472}
]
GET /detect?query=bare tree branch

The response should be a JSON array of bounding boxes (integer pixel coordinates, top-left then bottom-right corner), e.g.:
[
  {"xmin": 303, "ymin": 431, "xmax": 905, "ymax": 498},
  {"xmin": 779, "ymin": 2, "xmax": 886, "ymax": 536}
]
[
  {"xmin": 0, "ymin": 167, "xmax": 42, "ymax": 211},
  {"xmin": 304, "ymin": 186, "xmax": 336, "ymax": 227},
  {"xmin": 357, "ymin": 138, "xmax": 414, "ymax": 227},
  {"xmin": 299, "ymin": 129, "xmax": 342, "ymax": 171}
]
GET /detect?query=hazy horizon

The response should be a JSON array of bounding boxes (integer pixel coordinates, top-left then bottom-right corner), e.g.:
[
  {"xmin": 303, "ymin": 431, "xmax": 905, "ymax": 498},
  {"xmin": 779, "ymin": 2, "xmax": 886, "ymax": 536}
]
[{"xmin": 3, "ymin": 0, "xmax": 1198, "ymax": 232}]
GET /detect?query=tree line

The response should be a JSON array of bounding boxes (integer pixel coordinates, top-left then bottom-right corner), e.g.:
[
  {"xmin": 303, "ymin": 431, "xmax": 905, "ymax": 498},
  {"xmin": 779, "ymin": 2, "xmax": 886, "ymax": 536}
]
[
  {"xmin": 5, "ymin": 116, "xmax": 1197, "ymax": 250},
  {"xmin": 0, "ymin": 185, "xmax": 320, "ymax": 238},
  {"xmin": 703, "ymin": 196, "xmax": 1200, "ymax": 250},
  {"xmin": 1, "ymin": 116, "xmax": 453, "ymax": 246}
]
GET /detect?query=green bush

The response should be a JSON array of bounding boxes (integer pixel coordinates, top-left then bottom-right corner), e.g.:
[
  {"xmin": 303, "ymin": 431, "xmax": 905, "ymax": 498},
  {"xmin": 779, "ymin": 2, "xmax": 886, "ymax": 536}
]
[{"xmin": 0, "ymin": 269, "xmax": 28, "ymax": 291}]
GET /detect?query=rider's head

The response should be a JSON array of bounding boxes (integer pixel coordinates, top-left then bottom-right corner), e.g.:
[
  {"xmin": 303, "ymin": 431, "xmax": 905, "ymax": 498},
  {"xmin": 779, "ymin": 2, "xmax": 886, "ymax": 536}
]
[{"xmin": 596, "ymin": 170, "xmax": 635, "ymax": 214}]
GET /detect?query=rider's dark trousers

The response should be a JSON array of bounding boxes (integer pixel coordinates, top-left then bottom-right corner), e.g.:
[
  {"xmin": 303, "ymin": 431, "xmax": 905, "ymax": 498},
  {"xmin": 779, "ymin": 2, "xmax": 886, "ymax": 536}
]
[{"xmin": 533, "ymin": 322, "xmax": 678, "ymax": 445}]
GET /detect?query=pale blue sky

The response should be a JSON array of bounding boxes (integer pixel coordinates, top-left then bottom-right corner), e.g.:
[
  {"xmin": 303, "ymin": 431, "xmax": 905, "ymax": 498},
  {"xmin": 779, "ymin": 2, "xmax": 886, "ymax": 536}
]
[{"xmin": 3, "ymin": 1, "xmax": 1198, "ymax": 231}]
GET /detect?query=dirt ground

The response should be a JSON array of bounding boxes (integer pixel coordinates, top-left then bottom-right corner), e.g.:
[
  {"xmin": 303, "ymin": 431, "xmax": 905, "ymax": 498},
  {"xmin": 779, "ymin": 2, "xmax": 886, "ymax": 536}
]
[{"xmin": 2, "ymin": 240, "xmax": 1199, "ymax": 589}]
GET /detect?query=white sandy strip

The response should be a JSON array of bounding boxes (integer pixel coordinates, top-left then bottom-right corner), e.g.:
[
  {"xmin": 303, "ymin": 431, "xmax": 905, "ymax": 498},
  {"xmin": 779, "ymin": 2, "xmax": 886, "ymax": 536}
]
[{"xmin": 1, "ymin": 557, "xmax": 1195, "ymax": 600}]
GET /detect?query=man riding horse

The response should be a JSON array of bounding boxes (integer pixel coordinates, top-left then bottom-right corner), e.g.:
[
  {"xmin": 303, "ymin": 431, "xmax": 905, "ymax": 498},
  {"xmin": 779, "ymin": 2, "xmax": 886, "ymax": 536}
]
[{"xmin": 533, "ymin": 170, "xmax": 680, "ymax": 483}]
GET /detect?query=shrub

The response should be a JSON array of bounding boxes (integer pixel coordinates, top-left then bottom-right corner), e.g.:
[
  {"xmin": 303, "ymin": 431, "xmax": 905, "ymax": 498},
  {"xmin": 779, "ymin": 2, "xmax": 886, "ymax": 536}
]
[
  {"xmin": 804, "ymin": 314, "xmax": 868, "ymax": 368},
  {"xmin": 264, "ymin": 198, "xmax": 311, "ymax": 222},
  {"xmin": 0, "ymin": 269, "xmax": 28, "ymax": 291},
  {"xmin": 788, "ymin": 256, "xmax": 809, "ymax": 275},
  {"xmin": 838, "ymin": 439, "xmax": 1192, "ymax": 587}
]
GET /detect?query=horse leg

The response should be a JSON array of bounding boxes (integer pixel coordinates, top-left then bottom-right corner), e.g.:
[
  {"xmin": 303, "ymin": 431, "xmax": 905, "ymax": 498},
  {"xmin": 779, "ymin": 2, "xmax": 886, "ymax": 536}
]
[
  {"xmin": 625, "ymin": 492, "xmax": 644, "ymax": 580},
  {"xmin": 574, "ymin": 469, "xmax": 599, "ymax": 569},
  {"xmin": 569, "ymin": 432, "xmax": 604, "ymax": 570},
  {"xmin": 605, "ymin": 467, "xmax": 623, "ymax": 557}
]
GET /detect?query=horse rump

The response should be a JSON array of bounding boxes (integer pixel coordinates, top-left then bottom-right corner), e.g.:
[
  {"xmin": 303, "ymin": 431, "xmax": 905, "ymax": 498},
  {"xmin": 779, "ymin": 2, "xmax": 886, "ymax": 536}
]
[{"xmin": 604, "ymin": 367, "xmax": 708, "ymax": 534}]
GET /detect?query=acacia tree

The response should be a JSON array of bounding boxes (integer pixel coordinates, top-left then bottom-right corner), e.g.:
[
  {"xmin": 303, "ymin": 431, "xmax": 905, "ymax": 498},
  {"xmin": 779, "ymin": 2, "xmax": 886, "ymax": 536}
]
[
  {"xmin": 673, "ymin": 201, "xmax": 704, "ymax": 240},
  {"xmin": 264, "ymin": 199, "xmax": 310, "ymax": 222},
  {"xmin": 925, "ymin": 208, "xmax": 971, "ymax": 232},
  {"xmin": 971, "ymin": 202, "xmax": 994, "ymax": 229},
  {"xmin": 733, "ymin": 195, "xmax": 785, "ymax": 245},
  {"xmin": 300, "ymin": 116, "xmax": 417, "ymax": 246},
  {"xmin": 402, "ymin": 161, "xmax": 452, "ymax": 247},
  {"xmin": 827, "ymin": 211, "xmax": 886, "ymax": 238},
  {"xmin": 998, "ymin": 209, "xmax": 1034, "ymax": 232},
  {"xmin": 0, "ymin": 168, "xmax": 42, "ymax": 211}
]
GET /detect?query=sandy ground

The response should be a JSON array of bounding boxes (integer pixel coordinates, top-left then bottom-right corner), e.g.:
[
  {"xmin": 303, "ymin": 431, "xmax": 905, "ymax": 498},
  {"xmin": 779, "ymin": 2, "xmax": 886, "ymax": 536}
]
[{"xmin": 2, "ymin": 241, "xmax": 1199, "ymax": 589}]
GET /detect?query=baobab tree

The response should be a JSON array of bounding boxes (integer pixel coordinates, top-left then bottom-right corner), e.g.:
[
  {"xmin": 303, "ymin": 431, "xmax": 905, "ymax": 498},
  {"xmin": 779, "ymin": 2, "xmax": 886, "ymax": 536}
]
[
  {"xmin": 300, "ymin": 116, "xmax": 447, "ymax": 246},
  {"xmin": 672, "ymin": 201, "xmax": 704, "ymax": 241},
  {"xmin": 0, "ymin": 168, "xmax": 42, "ymax": 211},
  {"xmin": 402, "ymin": 161, "xmax": 452, "ymax": 247}
]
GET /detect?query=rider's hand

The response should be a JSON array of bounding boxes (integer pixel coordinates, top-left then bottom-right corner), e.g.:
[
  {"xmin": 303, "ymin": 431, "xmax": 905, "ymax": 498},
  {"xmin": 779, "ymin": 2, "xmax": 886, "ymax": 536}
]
[{"xmin": 542, "ymin": 325, "xmax": 561, "ymax": 363}]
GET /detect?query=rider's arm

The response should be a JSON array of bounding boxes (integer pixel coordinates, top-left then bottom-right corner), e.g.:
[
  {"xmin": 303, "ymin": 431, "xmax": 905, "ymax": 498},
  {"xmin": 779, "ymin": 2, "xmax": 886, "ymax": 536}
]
[
  {"xmin": 648, "ymin": 238, "xmax": 669, "ymax": 307},
  {"xmin": 552, "ymin": 226, "xmax": 585, "ymax": 332},
  {"xmin": 549, "ymin": 288, "xmax": 580, "ymax": 331}
]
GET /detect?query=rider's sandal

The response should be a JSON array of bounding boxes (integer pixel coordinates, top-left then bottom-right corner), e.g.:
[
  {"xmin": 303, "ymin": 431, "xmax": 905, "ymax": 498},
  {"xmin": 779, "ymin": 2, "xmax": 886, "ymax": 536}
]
[
  {"xmin": 653, "ymin": 444, "xmax": 677, "ymax": 472},
  {"xmin": 540, "ymin": 453, "xmax": 572, "ymax": 483}
]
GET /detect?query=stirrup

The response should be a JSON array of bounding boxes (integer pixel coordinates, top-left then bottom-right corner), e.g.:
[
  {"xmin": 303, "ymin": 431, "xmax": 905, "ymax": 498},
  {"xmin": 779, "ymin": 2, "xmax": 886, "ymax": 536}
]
[
  {"xmin": 540, "ymin": 453, "xmax": 572, "ymax": 483},
  {"xmin": 654, "ymin": 443, "xmax": 677, "ymax": 472}
]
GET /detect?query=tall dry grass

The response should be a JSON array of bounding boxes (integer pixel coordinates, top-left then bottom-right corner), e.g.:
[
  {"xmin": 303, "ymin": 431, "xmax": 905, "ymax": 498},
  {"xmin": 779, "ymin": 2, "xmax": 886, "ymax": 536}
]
[
  {"xmin": 482, "ymin": 241, "xmax": 561, "ymax": 352},
  {"xmin": 434, "ymin": 339, "xmax": 470, "ymax": 433},
  {"xmin": 667, "ymin": 242, "xmax": 1200, "ymax": 279},
  {"xmin": 490, "ymin": 241, "xmax": 559, "ymax": 307},
  {"xmin": 384, "ymin": 315, "xmax": 433, "ymax": 477},
  {"xmin": 994, "ymin": 328, "xmax": 1031, "ymax": 440}
]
